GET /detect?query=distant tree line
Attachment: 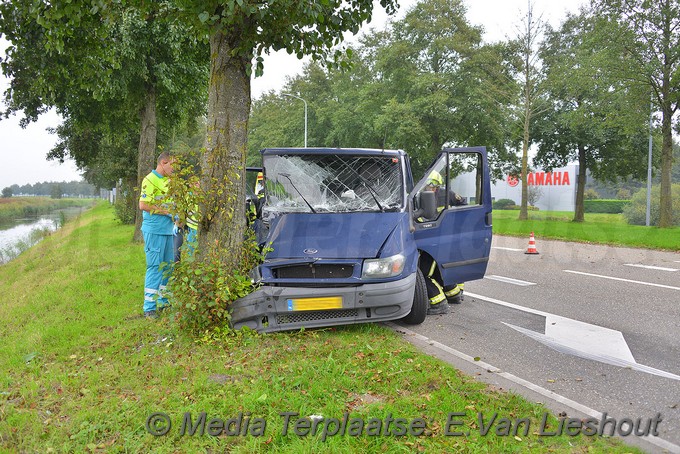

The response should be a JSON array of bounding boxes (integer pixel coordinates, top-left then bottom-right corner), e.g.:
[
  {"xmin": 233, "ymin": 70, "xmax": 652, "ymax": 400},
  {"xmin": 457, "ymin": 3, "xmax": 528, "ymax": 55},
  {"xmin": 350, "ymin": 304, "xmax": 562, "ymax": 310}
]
[{"xmin": 1, "ymin": 181, "xmax": 97, "ymax": 198}]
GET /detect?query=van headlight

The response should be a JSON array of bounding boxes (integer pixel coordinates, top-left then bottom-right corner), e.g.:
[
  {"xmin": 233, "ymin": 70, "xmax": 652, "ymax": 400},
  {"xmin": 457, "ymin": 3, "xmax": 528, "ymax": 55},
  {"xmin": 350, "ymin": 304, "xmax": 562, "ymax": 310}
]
[{"xmin": 362, "ymin": 254, "xmax": 405, "ymax": 279}]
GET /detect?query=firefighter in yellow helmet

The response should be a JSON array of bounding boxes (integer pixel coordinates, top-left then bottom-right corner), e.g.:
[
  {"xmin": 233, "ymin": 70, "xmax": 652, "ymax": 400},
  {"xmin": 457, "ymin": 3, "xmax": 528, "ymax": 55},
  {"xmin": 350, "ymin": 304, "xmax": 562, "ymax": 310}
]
[
  {"xmin": 247, "ymin": 172, "xmax": 265, "ymax": 225},
  {"xmin": 421, "ymin": 170, "xmax": 465, "ymax": 315}
]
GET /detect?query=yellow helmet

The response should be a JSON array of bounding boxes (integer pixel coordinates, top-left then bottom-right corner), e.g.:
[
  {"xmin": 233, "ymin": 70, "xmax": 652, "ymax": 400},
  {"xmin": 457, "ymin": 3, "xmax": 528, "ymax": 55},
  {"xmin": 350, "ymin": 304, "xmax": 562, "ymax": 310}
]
[{"xmin": 427, "ymin": 170, "xmax": 443, "ymax": 186}]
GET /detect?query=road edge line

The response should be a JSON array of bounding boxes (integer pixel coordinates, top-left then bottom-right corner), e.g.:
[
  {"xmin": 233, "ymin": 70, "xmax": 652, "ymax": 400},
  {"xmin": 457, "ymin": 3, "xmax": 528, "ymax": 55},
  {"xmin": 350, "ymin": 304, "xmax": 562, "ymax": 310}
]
[{"xmin": 386, "ymin": 322, "xmax": 680, "ymax": 454}]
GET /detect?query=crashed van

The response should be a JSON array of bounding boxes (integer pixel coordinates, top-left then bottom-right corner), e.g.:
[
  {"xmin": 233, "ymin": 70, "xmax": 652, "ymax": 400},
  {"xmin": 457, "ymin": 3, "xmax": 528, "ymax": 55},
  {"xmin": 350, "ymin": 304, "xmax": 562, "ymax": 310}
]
[{"xmin": 231, "ymin": 147, "xmax": 492, "ymax": 333}]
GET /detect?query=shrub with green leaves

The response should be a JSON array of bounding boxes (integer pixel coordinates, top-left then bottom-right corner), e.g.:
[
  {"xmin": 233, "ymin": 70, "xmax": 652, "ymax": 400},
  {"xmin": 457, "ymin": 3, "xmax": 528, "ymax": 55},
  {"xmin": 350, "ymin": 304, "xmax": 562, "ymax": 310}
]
[
  {"xmin": 166, "ymin": 232, "xmax": 262, "ymax": 334},
  {"xmin": 113, "ymin": 181, "xmax": 137, "ymax": 224},
  {"xmin": 584, "ymin": 188, "xmax": 599, "ymax": 200},
  {"xmin": 623, "ymin": 184, "xmax": 680, "ymax": 226},
  {"xmin": 492, "ymin": 198, "xmax": 516, "ymax": 210}
]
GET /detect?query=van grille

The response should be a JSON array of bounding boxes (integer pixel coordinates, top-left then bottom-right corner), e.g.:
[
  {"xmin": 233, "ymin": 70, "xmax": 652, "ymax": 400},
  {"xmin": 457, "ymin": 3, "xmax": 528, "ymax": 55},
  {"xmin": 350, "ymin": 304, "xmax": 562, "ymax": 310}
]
[
  {"xmin": 276, "ymin": 309, "xmax": 358, "ymax": 325},
  {"xmin": 274, "ymin": 264, "xmax": 354, "ymax": 279}
]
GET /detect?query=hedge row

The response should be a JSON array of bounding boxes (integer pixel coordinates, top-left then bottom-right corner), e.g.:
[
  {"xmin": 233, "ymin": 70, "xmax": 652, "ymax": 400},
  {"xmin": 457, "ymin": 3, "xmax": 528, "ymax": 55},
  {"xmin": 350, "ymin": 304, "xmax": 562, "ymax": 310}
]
[
  {"xmin": 584, "ymin": 199, "xmax": 630, "ymax": 214},
  {"xmin": 492, "ymin": 199, "xmax": 539, "ymax": 211}
]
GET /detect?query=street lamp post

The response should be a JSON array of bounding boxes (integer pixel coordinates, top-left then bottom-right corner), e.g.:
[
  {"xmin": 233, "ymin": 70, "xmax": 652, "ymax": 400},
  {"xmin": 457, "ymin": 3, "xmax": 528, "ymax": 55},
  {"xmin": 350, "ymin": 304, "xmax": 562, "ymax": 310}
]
[{"xmin": 282, "ymin": 93, "xmax": 307, "ymax": 148}]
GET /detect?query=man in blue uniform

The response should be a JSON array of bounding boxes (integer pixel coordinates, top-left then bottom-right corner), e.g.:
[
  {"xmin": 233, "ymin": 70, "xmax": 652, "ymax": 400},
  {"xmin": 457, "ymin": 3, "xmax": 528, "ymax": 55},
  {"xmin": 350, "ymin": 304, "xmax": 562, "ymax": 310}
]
[{"xmin": 138, "ymin": 152, "xmax": 175, "ymax": 318}]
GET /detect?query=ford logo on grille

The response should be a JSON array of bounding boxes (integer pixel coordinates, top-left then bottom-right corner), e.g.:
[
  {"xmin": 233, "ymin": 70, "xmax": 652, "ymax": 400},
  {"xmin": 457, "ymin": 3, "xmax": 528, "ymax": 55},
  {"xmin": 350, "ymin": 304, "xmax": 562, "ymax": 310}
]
[{"xmin": 303, "ymin": 248, "xmax": 318, "ymax": 255}]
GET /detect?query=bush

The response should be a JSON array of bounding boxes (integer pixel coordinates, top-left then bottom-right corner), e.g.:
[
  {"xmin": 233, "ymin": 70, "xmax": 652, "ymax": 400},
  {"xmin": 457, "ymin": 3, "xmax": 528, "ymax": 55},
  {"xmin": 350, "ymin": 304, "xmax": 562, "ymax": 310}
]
[
  {"xmin": 623, "ymin": 184, "xmax": 680, "ymax": 226},
  {"xmin": 584, "ymin": 199, "xmax": 630, "ymax": 214},
  {"xmin": 167, "ymin": 231, "xmax": 264, "ymax": 334},
  {"xmin": 584, "ymin": 188, "xmax": 599, "ymax": 200},
  {"xmin": 493, "ymin": 198, "xmax": 516, "ymax": 210},
  {"xmin": 616, "ymin": 188, "xmax": 631, "ymax": 200},
  {"xmin": 114, "ymin": 181, "xmax": 137, "ymax": 225}
]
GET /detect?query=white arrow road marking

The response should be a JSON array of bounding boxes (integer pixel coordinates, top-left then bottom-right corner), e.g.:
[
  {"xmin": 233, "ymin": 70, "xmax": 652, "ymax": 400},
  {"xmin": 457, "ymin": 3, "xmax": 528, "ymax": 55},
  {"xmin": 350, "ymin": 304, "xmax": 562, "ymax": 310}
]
[
  {"xmin": 564, "ymin": 270, "xmax": 680, "ymax": 291},
  {"xmin": 503, "ymin": 323, "xmax": 680, "ymax": 381},
  {"xmin": 624, "ymin": 263, "xmax": 678, "ymax": 272},
  {"xmin": 484, "ymin": 275, "xmax": 536, "ymax": 286},
  {"xmin": 466, "ymin": 291, "xmax": 680, "ymax": 381},
  {"xmin": 491, "ymin": 246, "xmax": 525, "ymax": 252}
]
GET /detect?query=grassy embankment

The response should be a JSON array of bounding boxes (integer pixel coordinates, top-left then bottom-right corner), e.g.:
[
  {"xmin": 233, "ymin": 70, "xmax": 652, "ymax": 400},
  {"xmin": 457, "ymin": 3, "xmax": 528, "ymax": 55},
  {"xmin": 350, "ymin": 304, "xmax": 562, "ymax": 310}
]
[
  {"xmin": 0, "ymin": 197, "xmax": 95, "ymax": 222},
  {"xmin": 492, "ymin": 210, "xmax": 680, "ymax": 251},
  {"xmin": 0, "ymin": 203, "xmax": 640, "ymax": 452}
]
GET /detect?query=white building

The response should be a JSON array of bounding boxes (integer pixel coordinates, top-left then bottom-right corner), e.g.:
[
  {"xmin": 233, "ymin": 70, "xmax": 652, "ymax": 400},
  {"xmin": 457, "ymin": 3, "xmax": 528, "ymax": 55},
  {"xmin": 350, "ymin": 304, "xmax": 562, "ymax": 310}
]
[{"xmin": 491, "ymin": 164, "xmax": 578, "ymax": 212}]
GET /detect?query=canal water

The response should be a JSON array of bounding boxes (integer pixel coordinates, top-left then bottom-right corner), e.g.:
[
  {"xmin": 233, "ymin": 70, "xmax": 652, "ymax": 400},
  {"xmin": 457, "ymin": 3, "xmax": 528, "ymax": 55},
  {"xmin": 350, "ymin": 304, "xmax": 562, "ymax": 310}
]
[{"xmin": 0, "ymin": 206, "xmax": 87, "ymax": 264}]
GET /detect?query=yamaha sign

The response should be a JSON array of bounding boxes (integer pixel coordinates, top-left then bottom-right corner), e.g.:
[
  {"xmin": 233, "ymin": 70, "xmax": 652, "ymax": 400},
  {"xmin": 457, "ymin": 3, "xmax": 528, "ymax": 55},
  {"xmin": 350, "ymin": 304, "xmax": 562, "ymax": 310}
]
[{"xmin": 492, "ymin": 165, "xmax": 578, "ymax": 211}]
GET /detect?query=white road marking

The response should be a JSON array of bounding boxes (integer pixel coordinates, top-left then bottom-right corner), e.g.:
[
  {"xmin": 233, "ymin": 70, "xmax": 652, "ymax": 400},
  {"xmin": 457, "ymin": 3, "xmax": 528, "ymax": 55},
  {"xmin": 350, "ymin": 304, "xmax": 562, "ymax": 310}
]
[
  {"xmin": 491, "ymin": 246, "xmax": 525, "ymax": 252},
  {"xmin": 564, "ymin": 270, "xmax": 680, "ymax": 291},
  {"xmin": 388, "ymin": 322, "xmax": 680, "ymax": 454},
  {"xmin": 466, "ymin": 291, "xmax": 680, "ymax": 382},
  {"xmin": 624, "ymin": 263, "xmax": 678, "ymax": 272},
  {"xmin": 484, "ymin": 275, "xmax": 536, "ymax": 286}
]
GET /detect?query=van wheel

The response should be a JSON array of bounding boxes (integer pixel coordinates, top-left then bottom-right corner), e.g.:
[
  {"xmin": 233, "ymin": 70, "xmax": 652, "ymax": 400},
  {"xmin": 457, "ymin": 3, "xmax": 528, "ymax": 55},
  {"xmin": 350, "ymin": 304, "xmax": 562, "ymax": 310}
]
[{"xmin": 401, "ymin": 268, "xmax": 427, "ymax": 325}]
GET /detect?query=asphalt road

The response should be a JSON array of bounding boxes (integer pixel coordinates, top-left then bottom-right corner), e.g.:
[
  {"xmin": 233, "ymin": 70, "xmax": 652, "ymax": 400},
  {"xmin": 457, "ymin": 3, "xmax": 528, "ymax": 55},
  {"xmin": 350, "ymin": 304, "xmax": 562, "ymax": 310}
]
[{"xmin": 396, "ymin": 235, "xmax": 680, "ymax": 453}]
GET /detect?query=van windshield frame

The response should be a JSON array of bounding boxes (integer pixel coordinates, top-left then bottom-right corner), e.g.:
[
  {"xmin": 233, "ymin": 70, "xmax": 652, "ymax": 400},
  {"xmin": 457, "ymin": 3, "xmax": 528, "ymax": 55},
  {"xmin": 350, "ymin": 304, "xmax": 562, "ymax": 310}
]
[{"xmin": 262, "ymin": 154, "xmax": 405, "ymax": 215}]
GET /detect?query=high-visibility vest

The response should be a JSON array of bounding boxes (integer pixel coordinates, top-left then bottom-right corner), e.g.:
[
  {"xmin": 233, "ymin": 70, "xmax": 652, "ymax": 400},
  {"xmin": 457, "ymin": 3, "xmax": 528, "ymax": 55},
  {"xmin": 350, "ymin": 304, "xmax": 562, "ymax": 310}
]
[
  {"xmin": 139, "ymin": 170, "xmax": 173, "ymax": 234},
  {"xmin": 139, "ymin": 170, "xmax": 170, "ymax": 208}
]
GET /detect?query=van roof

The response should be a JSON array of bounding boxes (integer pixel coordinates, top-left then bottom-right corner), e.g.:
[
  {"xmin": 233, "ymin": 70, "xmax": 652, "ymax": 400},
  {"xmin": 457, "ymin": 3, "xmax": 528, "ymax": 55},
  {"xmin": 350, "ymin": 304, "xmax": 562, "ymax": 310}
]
[{"xmin": 260, "ymin": 147, "xmax": 405, "ymax": 158}]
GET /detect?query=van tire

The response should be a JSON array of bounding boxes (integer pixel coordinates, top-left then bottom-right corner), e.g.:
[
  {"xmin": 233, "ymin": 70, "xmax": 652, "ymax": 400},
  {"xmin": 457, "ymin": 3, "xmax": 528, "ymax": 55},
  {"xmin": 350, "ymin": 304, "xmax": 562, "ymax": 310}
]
[{"xmin": 401, "ymin": 268, "xmax": 427, "ymax": 325}]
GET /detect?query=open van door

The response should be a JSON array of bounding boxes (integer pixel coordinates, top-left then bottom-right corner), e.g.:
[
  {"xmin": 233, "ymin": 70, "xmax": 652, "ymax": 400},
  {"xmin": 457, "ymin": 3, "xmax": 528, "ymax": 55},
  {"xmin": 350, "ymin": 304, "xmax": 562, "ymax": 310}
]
[{"xmin": 411, "ymin": 147, "xmax": 492, "ymax": 287}]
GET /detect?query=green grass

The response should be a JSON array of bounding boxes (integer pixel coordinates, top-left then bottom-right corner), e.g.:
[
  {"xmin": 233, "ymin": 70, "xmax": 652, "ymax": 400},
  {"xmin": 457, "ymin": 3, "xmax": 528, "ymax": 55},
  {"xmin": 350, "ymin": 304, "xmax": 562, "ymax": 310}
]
[
  {"xmin": 0, "ymin": 203, "xmax": 640, "ymax": 452},
  {"xmin": 0, "ymin": 197, "xmax": 95, "ymax": 222},
  {"xmin": 493, "ymin": 209, "xmax": 680, "ymax": 250}
]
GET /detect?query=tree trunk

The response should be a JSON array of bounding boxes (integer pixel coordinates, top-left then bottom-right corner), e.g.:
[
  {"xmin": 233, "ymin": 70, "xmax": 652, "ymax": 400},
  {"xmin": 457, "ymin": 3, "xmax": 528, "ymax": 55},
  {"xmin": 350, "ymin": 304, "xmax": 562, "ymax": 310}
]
[
  {"xmin": 197, "ymin": 30, "xmax": 251, "ymax": 273},
  {"xmin": 519, "ymin": 103, "xmax": 530, "ymax": 221},
  {"xmin": 518, "ymin": 11, "xmax": 533, "ymax": 222},
  {"xmin": 573, "ymin": 144, "xmax": 587, "ymax": 222},
  {"xmin": 134, "ymin": 85, "xmax": 158, "ymax": 242}
]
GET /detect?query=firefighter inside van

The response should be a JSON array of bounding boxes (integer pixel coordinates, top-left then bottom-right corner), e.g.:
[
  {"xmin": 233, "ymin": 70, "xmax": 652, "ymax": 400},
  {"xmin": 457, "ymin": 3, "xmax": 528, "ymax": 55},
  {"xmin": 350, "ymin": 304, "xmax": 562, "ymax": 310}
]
[{"xmin": 419, "ymin": 170, "xmax": 466, "ymax": 315}]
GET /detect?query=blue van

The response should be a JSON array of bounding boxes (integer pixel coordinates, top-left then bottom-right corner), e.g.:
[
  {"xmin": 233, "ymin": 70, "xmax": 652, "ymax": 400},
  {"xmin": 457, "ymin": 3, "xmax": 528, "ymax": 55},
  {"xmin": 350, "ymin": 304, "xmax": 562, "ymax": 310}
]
[{"xmin": 231, "ymin": 147, "xmax": 492, "ymax": 332}]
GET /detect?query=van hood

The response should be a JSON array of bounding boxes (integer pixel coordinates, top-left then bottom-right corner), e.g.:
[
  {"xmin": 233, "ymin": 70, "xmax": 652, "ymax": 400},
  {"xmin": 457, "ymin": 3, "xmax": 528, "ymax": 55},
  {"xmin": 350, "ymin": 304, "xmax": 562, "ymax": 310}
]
[{"xmin": 264, "ymin": 212, "xmax": 404, "ymax": 260}]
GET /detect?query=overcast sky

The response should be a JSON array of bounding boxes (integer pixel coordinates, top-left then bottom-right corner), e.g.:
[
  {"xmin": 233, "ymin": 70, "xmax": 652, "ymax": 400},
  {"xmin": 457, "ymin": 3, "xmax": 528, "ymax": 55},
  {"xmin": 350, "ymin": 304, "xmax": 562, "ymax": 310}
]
[{"xmin": 0, "ymin": 0, "xmax": 586, "ymax": 190}]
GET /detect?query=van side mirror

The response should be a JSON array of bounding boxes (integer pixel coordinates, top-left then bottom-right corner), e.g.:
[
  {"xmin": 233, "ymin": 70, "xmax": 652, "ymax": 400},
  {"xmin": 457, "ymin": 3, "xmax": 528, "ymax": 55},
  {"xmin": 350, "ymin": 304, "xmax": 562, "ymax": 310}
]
[{"xmin": 414, "ymin": 190, "xmax": 437, "ymax": 221}]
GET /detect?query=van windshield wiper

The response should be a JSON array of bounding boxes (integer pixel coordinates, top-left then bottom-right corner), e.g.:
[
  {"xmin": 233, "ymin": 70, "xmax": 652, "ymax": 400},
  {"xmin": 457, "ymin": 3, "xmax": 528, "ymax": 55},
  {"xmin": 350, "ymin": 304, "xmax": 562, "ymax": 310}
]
[
  {"xmin": 279, "ymin": 173, "xmax": 317, "ymax": 214},
  {"xmin": 356, "ymin": 174, "xmax": 385, "ymax": 212}
]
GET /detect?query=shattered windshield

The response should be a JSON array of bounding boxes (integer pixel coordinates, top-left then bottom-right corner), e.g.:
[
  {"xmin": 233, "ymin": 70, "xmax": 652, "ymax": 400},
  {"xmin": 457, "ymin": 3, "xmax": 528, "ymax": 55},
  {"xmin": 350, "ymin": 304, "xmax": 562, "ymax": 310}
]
[{"xmin": 263, "ymin": 154, "xmax": 404, "ymax": 215}]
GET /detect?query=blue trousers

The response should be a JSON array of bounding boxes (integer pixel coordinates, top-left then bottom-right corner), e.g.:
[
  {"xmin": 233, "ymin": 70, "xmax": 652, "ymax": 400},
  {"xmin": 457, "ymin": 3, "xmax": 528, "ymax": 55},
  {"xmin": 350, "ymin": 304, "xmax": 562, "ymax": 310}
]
[
  {"xmin": 185, "ymin": 227, "xmax": 197, "ymax": 256},
  {"xmin": 173, "ymin": 226, "xmax": 197, "ymax": 262},
  {"xmin": 143, "ymin": 232, "xmax": 174, "ymax": 313}
]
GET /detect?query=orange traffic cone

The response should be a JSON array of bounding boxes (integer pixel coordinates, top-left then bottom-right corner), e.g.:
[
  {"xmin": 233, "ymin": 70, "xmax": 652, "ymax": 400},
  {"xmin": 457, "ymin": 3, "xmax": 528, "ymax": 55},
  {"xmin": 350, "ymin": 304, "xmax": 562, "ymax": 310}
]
[{"xmin": 525, "ymin": 232, "xmax": 539, "ymax": 255}]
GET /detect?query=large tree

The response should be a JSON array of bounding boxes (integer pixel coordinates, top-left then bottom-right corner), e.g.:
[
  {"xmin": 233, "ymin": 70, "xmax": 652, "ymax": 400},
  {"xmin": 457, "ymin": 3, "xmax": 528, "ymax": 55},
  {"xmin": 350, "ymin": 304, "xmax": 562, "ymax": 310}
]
[
  {"xmin": 369, "ymin": 0, "xmax": 516, "ymax": 176},
  {"xmin": 164, "ymin": 0, "xmax": 398, "ymax": 272},
  {"xmin": 508, "ymin": 2, "xmax": 548, "ymax": 220},
  {"xmin": 0, "ymin": 2, "xmax": 208, "ymax": 239},
  {"xmin": 247, "ymin": 0, "xmax": 518, "ymax": 180},
  {"xmin": 534, "ymin": 10, "xmax": 652, "ymax": 222},
  {"xmin": 593, "ymin": 0, "xmax": 680, "ymax": 227}
]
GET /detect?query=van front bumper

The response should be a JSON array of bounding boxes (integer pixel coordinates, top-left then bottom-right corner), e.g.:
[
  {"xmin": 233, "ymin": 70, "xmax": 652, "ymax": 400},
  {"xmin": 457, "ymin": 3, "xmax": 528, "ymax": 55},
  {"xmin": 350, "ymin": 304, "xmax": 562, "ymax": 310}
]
[{"xmin": 230, "ymin": 273, "xmax": 416, "ymax": 333}]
